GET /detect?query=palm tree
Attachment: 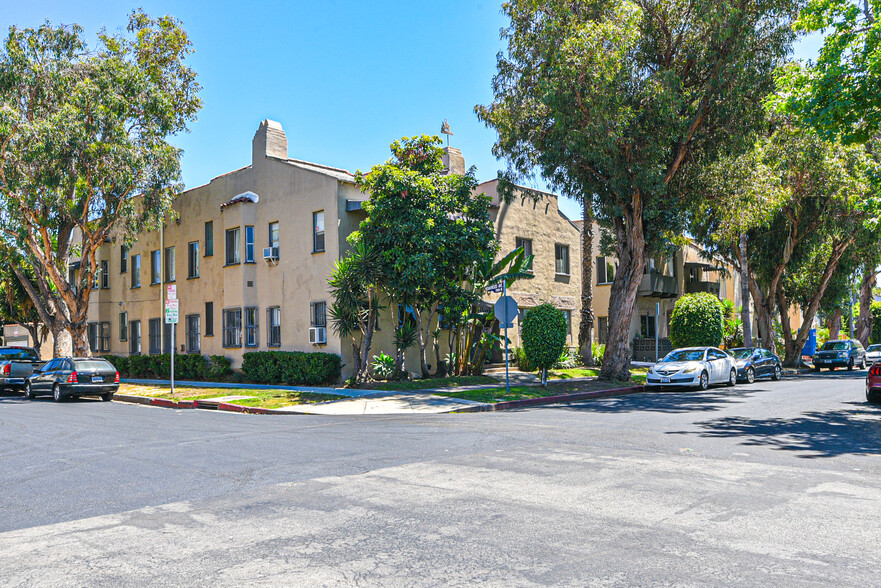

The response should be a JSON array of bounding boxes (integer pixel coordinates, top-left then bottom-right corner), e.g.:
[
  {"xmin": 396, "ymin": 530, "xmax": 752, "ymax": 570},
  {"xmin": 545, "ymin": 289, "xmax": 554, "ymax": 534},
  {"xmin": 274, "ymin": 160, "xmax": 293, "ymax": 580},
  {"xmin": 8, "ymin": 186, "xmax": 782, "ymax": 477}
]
[{"xmin": 578, "ymin": 202, "xmax": 595, "ymax": 365}]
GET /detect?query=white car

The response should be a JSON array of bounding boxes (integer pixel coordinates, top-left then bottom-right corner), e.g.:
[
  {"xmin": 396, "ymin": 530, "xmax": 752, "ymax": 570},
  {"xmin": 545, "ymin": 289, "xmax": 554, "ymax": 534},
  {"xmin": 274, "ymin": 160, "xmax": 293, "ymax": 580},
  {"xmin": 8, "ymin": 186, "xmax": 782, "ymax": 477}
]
[
  {"xmin": 866, "ymin": 344, "xmax": 881, "ymax": 365},
  {"xmin": 646, "ymin": 347, "xmax": 738, "ymax": 390}
]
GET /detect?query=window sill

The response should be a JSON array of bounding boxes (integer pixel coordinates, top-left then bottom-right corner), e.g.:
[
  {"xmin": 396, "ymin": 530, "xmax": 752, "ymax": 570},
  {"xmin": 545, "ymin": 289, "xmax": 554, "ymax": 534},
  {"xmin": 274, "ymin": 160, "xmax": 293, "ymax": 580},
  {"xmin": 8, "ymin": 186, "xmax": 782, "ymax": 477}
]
[
  {"xmin": 223, "ymin": 346, "xmax": 242, "ymax": 349},
  {"xmin": 597, "ymin": 282, "xmax": 614, "ymax": 286},
  {"xmin": 165, "ymin": 279, "xmax": 176, "ymax": 283},
  {"xmin": 312, "ymin": 250, "xmax": 325, "ymax": 255},
  {"xmin": 555, "ymin": 272, "xmax": 570, "ymax": 278},
  {"xmin": 224, "ymin": 262, "xmax": 241, "ymax": 267},
  {"xmin": 131, "ymin": 286, "xmax": 141, "ymax": 289},
  {"xmin": 150, "ymin": 281, "xmax": 161, "ymax": 286},
  {"xmin": 268, "ymin": 344, "xmax": 281, "ymax": 348},
  {"xmin": 187, "ymin": 275, "xmax": 199, "ymax": 280}
]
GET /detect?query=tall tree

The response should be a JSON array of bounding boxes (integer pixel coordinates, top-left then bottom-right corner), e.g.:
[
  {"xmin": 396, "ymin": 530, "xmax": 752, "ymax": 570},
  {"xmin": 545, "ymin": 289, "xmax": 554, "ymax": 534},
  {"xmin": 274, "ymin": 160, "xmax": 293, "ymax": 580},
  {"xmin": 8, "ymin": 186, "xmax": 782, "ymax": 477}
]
[
  {"xmin": 355, "ymin": 135, "xmax": 496, "ymax": 378},
  {"xmin": 578, "ymin": 204, "xmax": 596, "ymax": 365},
  {"xmin": 477, "ymin": 0, "xmax": 796, "ymax": 380},
  {"xmin": 0, "ymin": 259, "xmax": 47, "ymax": 355},
  {"xmin": 0, "ymin": 11, "xmax": 201, "ymax": 356}
]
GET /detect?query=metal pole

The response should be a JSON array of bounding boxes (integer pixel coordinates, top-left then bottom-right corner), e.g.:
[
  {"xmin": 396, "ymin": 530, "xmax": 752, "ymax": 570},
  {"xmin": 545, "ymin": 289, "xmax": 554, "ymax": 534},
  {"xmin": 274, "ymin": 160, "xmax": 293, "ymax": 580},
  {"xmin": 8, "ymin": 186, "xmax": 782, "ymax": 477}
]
[
  {"xmin": 655, "ymin": 302, "xmax": 660, "ymax": 361},
  {"xmin": 171, "ymin": 322, "xmax": 175, "ymax": 395},
  {"xmin": 504, "ymin": 281, "xmax": 510, "ymax": 396}
]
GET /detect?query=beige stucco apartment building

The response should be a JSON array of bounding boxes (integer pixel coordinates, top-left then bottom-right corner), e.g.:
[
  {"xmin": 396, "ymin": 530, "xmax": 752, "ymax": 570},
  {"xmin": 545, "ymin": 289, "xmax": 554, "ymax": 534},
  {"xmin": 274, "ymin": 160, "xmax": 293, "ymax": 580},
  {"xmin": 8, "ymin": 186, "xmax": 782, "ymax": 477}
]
[{"xmin": 80, "ymin": 121, "xmax": 583, "ymax": 379}]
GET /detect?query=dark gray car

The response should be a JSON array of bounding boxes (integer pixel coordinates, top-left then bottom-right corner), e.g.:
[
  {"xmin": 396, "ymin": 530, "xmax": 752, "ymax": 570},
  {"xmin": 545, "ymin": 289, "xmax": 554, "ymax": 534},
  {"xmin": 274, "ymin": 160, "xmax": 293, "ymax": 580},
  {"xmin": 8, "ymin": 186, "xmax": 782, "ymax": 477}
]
[
  {"xmin": 812, "ymin": 339, "xmax": 867, "ymax": 371},
  {"xmin": 728, "ymin": 347, "xmax": 782, "ymax": 383},
  {"xmin": 25, "ymin": 357, "xmax": 119, "ymax": 402}
]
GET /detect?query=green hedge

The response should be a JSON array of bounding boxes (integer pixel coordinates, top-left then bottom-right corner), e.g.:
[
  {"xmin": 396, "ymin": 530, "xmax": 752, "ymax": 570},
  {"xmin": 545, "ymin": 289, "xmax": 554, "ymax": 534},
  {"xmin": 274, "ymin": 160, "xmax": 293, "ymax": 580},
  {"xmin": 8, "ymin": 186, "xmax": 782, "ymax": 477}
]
[
  {"xmin": 669, "ymin": 292, "xmax": 724, "ymax": 348},
  {"xmin": 521, "ymin": 304, "xmax": 568, "ymax": 372},
  {"xmin": 101, "ymin": 354, "xmax": 233, "ymax": 380},
  {"xmin": 242, "ymin": 351, "xmax": 342, "ymax": 386}
]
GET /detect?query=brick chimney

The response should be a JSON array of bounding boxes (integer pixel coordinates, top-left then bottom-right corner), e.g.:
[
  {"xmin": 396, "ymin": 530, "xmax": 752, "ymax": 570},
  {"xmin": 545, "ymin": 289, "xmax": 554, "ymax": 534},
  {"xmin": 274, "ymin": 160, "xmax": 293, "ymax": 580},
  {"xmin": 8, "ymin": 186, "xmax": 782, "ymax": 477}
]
[
  {"xmin": 252, "ymin": 119, "xmax": 288, "ymax": 165},
  {"xmin": 442, "ymin": 146, "xmax": 465, "ymax": 176}
]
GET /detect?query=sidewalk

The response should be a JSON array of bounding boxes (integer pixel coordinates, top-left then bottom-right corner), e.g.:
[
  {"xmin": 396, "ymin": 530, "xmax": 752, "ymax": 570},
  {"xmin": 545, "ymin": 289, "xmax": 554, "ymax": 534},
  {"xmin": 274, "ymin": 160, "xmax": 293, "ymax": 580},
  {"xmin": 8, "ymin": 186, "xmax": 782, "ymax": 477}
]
[{"xmin": 121, "ymin": 378, "xmax": 389, "ymax": 398}]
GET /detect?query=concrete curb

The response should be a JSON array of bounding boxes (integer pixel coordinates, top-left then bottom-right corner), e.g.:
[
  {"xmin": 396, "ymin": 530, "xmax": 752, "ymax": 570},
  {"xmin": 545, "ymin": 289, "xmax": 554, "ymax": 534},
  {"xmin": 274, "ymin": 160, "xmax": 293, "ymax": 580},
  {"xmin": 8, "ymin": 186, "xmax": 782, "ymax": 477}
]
[
  {"xmin": 452, "ymin": 385, "xmax": 645, "ymax": 413},
  {"xmin": 112, "ymin": 393, "xmax": 306, "ymax": 415}
]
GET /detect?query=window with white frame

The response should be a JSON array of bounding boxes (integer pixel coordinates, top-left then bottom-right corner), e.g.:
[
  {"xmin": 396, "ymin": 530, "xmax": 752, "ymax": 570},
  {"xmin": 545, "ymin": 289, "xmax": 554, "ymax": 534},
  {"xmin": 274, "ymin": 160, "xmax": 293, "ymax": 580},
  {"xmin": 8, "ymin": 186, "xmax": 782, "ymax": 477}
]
[
  {"xmin": 129, "ymin": 320, "xmax": 141, "ymax": 354},
  {"xmin": 225, "ymin": 227, "xmax": 240, "ymax": 265},
  {"xmin": 119, "ymin": 312, "xmax": 128, "ymax": 341},
  {"xmin": 164, "ymin": 246, "xmax": 175, "ymax": 282},
  {"xmin": 150, "ymin": 250, "xmax": 161, "ymax": 284},
  {"xmin": 101, "ymin": 260, "xmax": 109, "ymax": 289},
  {"xmin": 555, "ymin": 244, "xmax": 570, "ymax": 275},
  {"xmin": 267, "ymin": 306, "xmax": 281, "ymax": 347},
  {"xmin": 188, "ymin": 241, "xmax": 199, "ymax": 278},
  {"xmin": 245, "ymin": 226, "xmax": 255, "ymax": 263},
  {"xmin": 597, "ymin": 256, "xmax": 616, "ymax": 284},
  {"xmin": 313, "ymin": 211, "xmax": 325, "ymax": 253}
]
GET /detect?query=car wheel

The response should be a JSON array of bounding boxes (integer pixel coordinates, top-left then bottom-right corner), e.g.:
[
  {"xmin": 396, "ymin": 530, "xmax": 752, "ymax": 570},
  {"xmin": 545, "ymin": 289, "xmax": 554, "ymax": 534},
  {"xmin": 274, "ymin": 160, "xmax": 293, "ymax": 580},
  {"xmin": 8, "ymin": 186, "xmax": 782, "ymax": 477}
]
[
  {"xmin": 53, "ymin": 384, "xmax": 64, "ymax": 403},
  {"xmin": 860, "ymin": 357, "xmax": 867, "ymax": 369},
  {"xmin": 727, "ymin": 368, "xmax": 737, "ymax": 387},
  {"xmin": 848, "ymin": 358, "xmax": 854, "ymax": 371},
  {"xmin": 698, "ymin": 371, "xmax": 709, "ymax": 391},
  {"xmin": 829, "ymin": 366, "xmax": 835, "ymax": 372},
  {"xmin": 813, "ymin": 365, "xmax": 820, "ymax": 372},
  {"xmin": 101, "ymin": 392, "xmax": 114, "ymax": 402},
  {"xmin": 772, "ymin": 365, "xmax": 782, "ymax": 381},
  {"xmin": 24, "ymin": 382, "xmax": 35, "ymax": 400},
  {"xmin": 746, "ymin": 367, "xmax": 755, "ymax": 384}
]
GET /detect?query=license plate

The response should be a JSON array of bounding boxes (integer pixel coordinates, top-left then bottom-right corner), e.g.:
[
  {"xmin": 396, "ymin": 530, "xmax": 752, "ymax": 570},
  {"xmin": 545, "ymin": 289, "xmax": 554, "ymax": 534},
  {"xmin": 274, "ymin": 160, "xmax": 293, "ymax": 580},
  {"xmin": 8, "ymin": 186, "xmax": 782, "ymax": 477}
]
[
  {"xmin": 93, "ymin": 376, "xmax": 104, "ymax": 383},
  {"xmin": 661, "ymin": 377, "xmax": 671, "ymax": 383}
]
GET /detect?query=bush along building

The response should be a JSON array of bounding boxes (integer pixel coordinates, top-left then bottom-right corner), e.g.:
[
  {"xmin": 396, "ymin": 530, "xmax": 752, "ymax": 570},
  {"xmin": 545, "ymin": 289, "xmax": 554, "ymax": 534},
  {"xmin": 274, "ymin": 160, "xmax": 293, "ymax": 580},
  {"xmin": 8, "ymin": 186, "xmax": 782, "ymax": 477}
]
[{"xmin": 80, "ymin": 120, "xmax": 583, "ymax": 382}]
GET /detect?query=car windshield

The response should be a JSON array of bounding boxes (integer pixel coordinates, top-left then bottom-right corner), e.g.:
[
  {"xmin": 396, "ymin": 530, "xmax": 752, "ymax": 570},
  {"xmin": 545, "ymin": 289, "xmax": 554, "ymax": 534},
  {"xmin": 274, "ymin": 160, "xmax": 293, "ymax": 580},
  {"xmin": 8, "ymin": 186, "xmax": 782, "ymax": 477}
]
[
  {"xmin": 867, "ymin": 345, "xmax": 881, "ymax": 352},
  {"xmin": 0, "ymin": 348, "xmax": 38, "ymax": 361},
  {"xmin": 662, "ymin": 350, "xmax": 704, "ymax": 362},
  {"xmin": 729, "ymin": 349, "xmax": 754, "ymax": 359},
  {"xmin": 73, "ymin": 359, "xmax": 114, "ymax": 371},
  {"xmin": 821, "ymin": 341, "xmax": 850, "ymax": 351}
]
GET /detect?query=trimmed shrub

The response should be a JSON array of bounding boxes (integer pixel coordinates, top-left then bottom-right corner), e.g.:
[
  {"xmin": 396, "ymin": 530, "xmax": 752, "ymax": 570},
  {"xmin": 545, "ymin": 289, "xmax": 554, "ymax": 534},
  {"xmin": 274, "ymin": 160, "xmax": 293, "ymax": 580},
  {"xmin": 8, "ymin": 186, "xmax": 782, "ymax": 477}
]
[
  {"xmin": 669, "ymin": 292, "xmax": 724, "ymax": 348},
  {"xmin": 521, "ymin": 303, "xmax": 568, "ymax": 386},
  {"xmin": 241, "ymin": 351, "xmax": 342, "ymax": 386},
  {"xmin": 513, "ymin": 346, "xmax": 534, "ymax": 372},
  {"xmin": 207, "ymin": 355, "xmax": 233, "ymax": 380}
]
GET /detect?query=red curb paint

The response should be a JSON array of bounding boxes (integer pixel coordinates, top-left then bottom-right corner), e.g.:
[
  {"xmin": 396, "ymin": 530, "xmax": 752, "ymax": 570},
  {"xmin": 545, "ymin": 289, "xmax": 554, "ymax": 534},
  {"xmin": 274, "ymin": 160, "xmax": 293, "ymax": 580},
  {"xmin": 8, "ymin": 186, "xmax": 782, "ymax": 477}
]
[
  {"xmin": 150, "ymin": 398, "xmax": 179, "ymax": 409},
  {"xmin": 177, "ymin": 400, "xmax": 196, "ymax": 409}
]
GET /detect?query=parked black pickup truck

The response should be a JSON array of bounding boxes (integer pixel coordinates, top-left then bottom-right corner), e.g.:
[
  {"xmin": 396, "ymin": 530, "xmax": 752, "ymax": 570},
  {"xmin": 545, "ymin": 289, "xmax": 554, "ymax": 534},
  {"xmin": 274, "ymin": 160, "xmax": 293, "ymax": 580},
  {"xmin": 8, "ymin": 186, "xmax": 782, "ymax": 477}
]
[{"xmin": 0, "ymin": 347, "xmax": 44, "ymax": 392}]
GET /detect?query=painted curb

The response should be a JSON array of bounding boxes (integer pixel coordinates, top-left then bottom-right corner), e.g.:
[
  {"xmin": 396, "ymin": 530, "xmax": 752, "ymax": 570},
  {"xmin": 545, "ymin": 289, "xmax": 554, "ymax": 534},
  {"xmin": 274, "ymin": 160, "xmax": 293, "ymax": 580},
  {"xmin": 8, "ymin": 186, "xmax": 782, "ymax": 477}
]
[
  {"xmin": 112, "ymin": 393, "xmax": 305, "ymax": 415},
  {"xmin": 452, "ymin": 385, "xmax": 645, "ymax": 412}
]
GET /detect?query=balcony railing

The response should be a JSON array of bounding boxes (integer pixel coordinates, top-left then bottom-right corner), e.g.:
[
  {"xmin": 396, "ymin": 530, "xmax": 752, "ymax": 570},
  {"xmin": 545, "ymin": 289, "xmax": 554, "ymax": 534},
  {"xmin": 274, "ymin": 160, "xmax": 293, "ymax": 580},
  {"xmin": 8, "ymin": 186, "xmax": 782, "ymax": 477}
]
[
  {"xmin": 684, "ymin": 280, "xmax": 721, "ymax": 296},
  {"xmin": 637, "ymin": 270, "xmax": 678, "ymax": 298}
]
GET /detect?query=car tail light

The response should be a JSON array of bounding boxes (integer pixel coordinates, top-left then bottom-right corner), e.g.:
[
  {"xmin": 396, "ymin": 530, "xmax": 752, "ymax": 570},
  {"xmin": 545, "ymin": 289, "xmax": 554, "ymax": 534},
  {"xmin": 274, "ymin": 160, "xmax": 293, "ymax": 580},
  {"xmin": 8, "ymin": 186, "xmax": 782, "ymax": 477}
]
[
  {"xmin": 870, "ymin": 365, "xmax": 881, "ymax": 377},
  {"xmin": 114, "ymin": 371, "xmax": 120, "ymax": 383},
  {"xmin": 1, "ymin": 364, "xmax": 9, "ymax": 376},
  {"xmin": 67, "ymin": 371, "xmax": 78, "ymax": 384}
]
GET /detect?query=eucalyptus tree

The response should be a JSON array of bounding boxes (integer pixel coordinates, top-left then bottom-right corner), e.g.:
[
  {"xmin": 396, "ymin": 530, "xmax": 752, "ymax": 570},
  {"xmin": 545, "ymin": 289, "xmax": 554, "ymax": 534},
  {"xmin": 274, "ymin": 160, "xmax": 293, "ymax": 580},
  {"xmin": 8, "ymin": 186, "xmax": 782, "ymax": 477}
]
[
  {"xmin": 0, "ymin": 11, "xmax": 201, "ymax": 355},
  {"xmin": 477, "ymin": 0, "xmax": 797, "ymax": 380}
]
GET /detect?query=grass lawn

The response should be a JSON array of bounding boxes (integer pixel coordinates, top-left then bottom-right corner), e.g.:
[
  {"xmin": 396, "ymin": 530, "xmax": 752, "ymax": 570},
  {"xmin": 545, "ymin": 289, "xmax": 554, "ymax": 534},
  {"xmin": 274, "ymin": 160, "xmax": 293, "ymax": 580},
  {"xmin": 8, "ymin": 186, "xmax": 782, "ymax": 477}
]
[
  {"xmin": 434, "ymin": 377, "xmax": 643, "ymax": 404},
  {"xmin": 117, "ymin": 383, "xmax": 345, "ymax": 409},
  {"xmin": 365, "ymin": 375, "xmax": 499, "ymax": 391},
  {"xmin": 543, "ymin": 367, "xmax": 648, "ymax": 383}
]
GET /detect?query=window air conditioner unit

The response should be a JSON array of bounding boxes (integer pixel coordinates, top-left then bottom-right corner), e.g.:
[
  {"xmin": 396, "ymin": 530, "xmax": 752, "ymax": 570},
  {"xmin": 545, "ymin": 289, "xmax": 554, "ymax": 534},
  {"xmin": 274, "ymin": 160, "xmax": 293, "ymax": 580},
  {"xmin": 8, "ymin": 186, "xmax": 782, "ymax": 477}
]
[
  {"xmin": 309, "ymin": 326, "xmax": 327, "ymax": 345},
  {"xmin": 263, "ymin": 246, "xmax": 279, "ymax": 264}
]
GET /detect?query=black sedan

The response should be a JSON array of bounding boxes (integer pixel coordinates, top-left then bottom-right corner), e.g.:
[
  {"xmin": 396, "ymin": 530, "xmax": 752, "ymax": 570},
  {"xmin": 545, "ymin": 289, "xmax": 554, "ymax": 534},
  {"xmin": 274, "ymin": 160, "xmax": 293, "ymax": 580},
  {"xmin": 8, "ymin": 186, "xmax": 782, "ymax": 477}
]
[
  {"xmin": 728, "ymin": 347, "xmax": 782, "ymax": 383},
  {"xmin": 25, "ymin": 357, "xmax": 119, "ymax": 402},
  {"xmin": 812, "ymin": 339, "xmax": 867, "ymax": 371}
]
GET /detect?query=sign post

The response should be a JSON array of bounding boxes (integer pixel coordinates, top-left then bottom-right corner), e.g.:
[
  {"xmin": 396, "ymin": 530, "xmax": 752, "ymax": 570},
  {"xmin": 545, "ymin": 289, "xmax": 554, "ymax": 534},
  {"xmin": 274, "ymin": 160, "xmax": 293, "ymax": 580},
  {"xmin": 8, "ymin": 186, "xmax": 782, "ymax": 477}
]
[
  {"xmin": 165, "ymin": 285, "xmax": 179, "ymax": 395},
  {"xmin": 493, "ymin": 285, "xmax": 518, "ymax": 397}
]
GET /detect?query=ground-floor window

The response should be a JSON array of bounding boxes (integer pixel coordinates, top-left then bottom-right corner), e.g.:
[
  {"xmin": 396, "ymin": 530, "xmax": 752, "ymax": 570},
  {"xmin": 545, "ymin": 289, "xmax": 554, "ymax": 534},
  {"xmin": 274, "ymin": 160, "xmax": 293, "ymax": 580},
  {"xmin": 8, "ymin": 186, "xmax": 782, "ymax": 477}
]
[
  {"xmin": 88, "ymin": 322, "xmax": 99, "ymax": 352},
  {"xmin": 267, "ymin": 307, "xmax": 281, "ymax": 347},
  {"xmin": 640, "ymin": 315, "xmax": 656, "ymax": 339},
  {"xmin": 100, "ymin": 322, "xmax": 110, "ymax": 352},
  {"xmin": 129, "ymin": 320, "xmax": 141, "ymax": 355},
  {"xmin": 163, "ymin": 322, "xmax": 176, "ymax": 354},
  {"xmin": 148, "ymin": 318, "xmax": 161, "ymax": 355},
  {"xmin": 186, "ymin": 314, "xmax": 200, "ymax": 353},
  {"xmin": 245, "ymin": 307, "xmax": 259, "ymax": 347},
  {"xmin": 223, "ymin": 308, "xmax": 242, "ymax": 348}
]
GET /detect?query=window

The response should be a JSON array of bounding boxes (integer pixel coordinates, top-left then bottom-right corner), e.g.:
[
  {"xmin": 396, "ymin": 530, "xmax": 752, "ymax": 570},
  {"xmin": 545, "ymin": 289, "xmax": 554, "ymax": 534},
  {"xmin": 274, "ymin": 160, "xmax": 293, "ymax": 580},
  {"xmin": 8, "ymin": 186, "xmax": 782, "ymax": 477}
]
[
  {"xmin": 313, "ymin": 211, "xmax": 325, "ymax": 253},
  {"xmin": 119, "ymin": 312, "xmax": 128, "ymax": 341},
  {"xmin": 597, "ymin": 256, "xmax": 616, "ymax": 284},
  {"xmin": 640, "ymin": 315, "xmax": 656, "ymax": 339},
  {"xmin": 69, "ymin": 267, "xmax": 78, "ymax": 295},
  {"xmin": 205, "ymin": 302, "xmax": 214, "ymax": 336},
  {"xmin": 245, "ymin": 307, "xmax": 258, "ymax": 347},
  {"xmin": 562, "ymin": 310, "xmax": 572, "ymax": 334},
  {"xmin": 204, "ymin": 221, "xmax": 214, "ymax": 256},
  {"xmin": 310, "ymin": 301, "xmax": 327, "ymax": 327},
  {"xmin": 223, "ymin": 308, "xmax": 242, "ymax": 348},
  {"xmin": 267, "ymin": 307, "xmax": 281, "ymax": 347},
  {"xmin": 245, "ymin": 226, "xmax": 255, "ymax": 263},
  {"xmin": 131, "ymin": 254, "xmax": 141, "ymax": 288},
  {"xmin": 225, "ymin": 227, "xmax": 240, "ymax": 265},
  {"xmin": 148, "ymin": 318, "xmax": 161, "ymax": 354},
  {"xmin": 88, "ymin": 322, "xmax": 99, "ymax": 352},
  {"xmin": 100, "ymin": 260, "xmax": 109, "ymax": 289},
  {"xmin": 120, "ymin": 246, "xmax": 128, "ymax": 273},
  {"xmin": 515, "ymin": 237, "xmax": 533, "ymax": 258},
  {"xmin": 151, "ymin": 250, "xmax": 161, "ymax": 284},
  {"xmin": 164, "ymin": 247, "xmax": 175, "ymax": 282},
  {"xmin": 269, "ymin": 222, "xmax": 280, "ymax": 249},
  {"xmin": 555, "ymin": 244, "xmax": 570, "ymax": 275},
  {"xmin": 597, "ymin": 316, "xmax": 609, "ymax": 345},
  {"xmin": 129, "ymin": 320, "xmax": 141, "ymax": 354},
  {"xmin": 163, "ymin": 322, "xmax": 176, "ymax": 354},
  {"xmin": 186, "ymin": 315, "xmax": 200, "ymax": 353},
  {"xmin": 188, "ymin": 241, "xmax": 200, "ymax": 278},
  {"xmin": 100, "ymin": 322, "xmax": 110, "ymax": 352}
]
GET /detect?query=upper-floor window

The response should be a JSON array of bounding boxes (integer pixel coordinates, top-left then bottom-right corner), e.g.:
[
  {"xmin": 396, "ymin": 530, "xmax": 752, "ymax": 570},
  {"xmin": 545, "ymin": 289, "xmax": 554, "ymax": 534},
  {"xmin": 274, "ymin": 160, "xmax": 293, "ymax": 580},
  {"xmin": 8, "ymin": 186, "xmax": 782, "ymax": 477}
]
[
  {"xmin": 131, "ymin": 254, "xmax": 141, "ymax": 288},
  {"xmin": 188, "ymin": 241, "xmax": 199, "ymax": 279},
  {"xmin": 120, "ymin": 245, "xmax": 128, "ymax": 273},
  {"xmin": 515, "ymin": 237, "xmax": 533, "ymax": 272},
  {"xmin": 204, "ymin": 221, "xmax": 214, "ymax": 257},
  {"xmin": 164, "ymin": 246, "xmax": 175, "ymax": 282},
  {"xmin": 313, "ymin": 211, "xmax": 325, "ymax": 253},
  {"xmin": 555, "ymin": 244, "xmax": 570, "ymax": 275},
  {"xmin": 269, "ymin": 222, "xmax": 280, "ymax": 249},
  {"xmin": 597, "ymin": 256, "xmax": 616, "ymax": 285},
  {"xmin": 225, "ymin": 227, "xmax": 240, "ymax": 265},
  {"xmin": 245, "ymin": 226, "xmax": 255, "ymax": 263},
  {"xmin": 101, "ymin": 260, "xmax": 109, "ymax": 289},
  {"xmin": 150, "ymin": 250, "xmax": 161, "ymax": 284}
]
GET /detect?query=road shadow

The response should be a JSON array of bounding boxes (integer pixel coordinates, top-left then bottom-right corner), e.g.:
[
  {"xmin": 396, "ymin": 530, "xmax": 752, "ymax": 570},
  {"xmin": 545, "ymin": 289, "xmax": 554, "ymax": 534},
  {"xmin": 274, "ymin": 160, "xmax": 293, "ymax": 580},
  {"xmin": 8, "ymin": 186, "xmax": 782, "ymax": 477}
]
[
  {"xmin": 669, "ymin": 401, "xmax": 881, "ymax": 458},
  {"xmin": 531, "ymin": 386, "xmax": 762, "ymax": 414}
]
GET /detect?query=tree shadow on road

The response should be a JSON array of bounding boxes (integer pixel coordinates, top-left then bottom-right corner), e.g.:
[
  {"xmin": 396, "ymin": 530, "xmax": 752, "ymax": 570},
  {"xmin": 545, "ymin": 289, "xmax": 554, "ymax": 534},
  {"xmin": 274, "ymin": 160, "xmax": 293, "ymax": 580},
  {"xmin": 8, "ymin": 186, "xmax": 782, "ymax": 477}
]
[
  {"xmin": 669, "ymin": 401, "xmax": 881, "ymax": 458},
  {"xmin": 533, "ymin": 386, "xmax": 763, "ymax": 414}
]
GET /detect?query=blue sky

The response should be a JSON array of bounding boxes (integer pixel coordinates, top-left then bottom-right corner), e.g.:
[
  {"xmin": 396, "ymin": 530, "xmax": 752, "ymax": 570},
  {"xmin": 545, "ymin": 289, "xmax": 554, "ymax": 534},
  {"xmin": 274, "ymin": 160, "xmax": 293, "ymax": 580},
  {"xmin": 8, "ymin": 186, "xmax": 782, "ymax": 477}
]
[{"xmin": 5, "ymin": 2, "xmax": 823, "ymax": 221}]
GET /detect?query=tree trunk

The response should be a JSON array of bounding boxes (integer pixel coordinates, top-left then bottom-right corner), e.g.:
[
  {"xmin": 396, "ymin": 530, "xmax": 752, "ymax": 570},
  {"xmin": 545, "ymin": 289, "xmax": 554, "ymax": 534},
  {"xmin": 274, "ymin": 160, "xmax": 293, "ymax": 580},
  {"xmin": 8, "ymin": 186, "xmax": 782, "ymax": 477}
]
[
  {"xmin": 358, "ymin": 301, "xmax": 377, "ymax": 382},
  {"xmin": 856, "ymin": 263, "xmax": 876, "ymax": 345},
  {"xmin": 351, "ymin": 340, "xmax": 362, "ymax": 383},
  {"xmin": 71, "ymin": 324, "xmax": 91, "ymax": 357},
  {"xmin": 828, "ymin": 308, "xmax": 842, "ymax": 340},
  {"xmin": 739, "ymin": 233, "xmax": 752, "ymax": 347},
  {"xmin": 599, "ymin": 204, "xmax": 647, "ymax": 382},
  {"xmin": 748, "ymin": 274, "xmax": 776, "ymax": 353},
  {"xmin": 777, "ymin": 282, "xmax": 794, "ymax": 361},
  {"xmin": 578, "ymin": 201, "xmax": 595, "ymax": 365}
]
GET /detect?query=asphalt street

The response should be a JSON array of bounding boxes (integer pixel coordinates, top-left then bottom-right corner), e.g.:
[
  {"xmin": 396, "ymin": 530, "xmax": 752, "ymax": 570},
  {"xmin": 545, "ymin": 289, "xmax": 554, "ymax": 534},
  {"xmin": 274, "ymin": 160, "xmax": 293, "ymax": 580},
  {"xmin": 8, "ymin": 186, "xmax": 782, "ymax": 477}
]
[{"xmin": 1, "ymin": 371, "xmax": 879, "ymax": 586}]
